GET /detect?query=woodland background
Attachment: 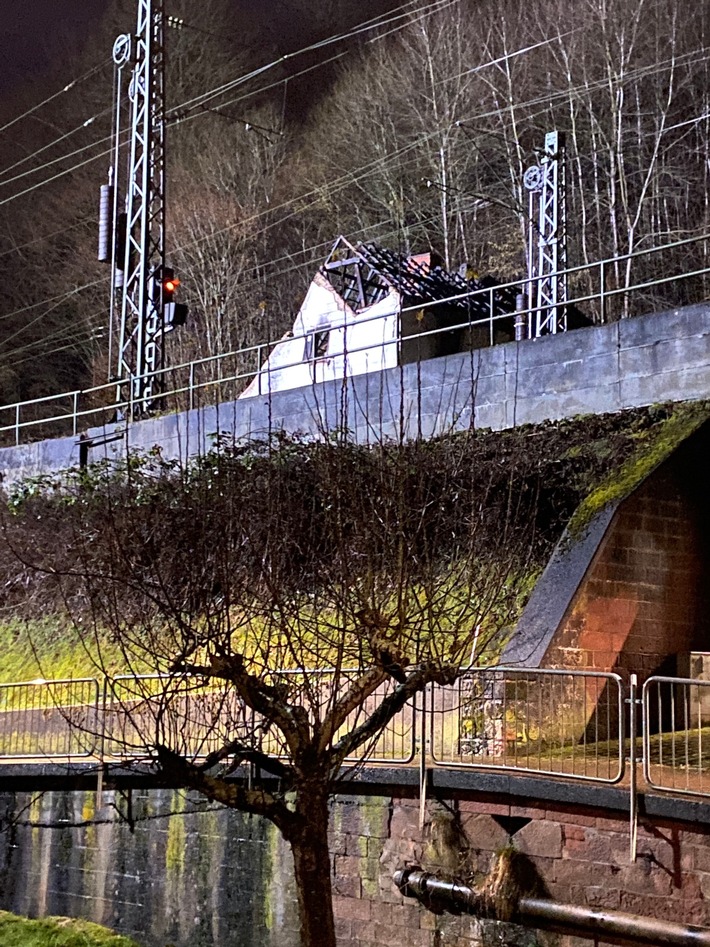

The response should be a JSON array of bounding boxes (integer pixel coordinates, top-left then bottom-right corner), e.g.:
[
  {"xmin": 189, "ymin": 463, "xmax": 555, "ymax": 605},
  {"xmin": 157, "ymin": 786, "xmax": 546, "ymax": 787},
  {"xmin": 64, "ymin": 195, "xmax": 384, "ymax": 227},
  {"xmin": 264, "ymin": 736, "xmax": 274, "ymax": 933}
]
[{"xmin": 0, "ymin": 0, "xmax": 708, "ymax": 406}]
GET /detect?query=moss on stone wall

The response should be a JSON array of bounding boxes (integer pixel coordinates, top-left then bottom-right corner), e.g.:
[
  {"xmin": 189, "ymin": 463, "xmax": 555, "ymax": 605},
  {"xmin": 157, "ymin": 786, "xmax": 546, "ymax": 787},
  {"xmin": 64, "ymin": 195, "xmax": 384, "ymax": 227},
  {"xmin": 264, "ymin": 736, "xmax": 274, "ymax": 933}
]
[{"xmin": 568, "ymin": 401, "xmax": 710, "ymax": 536}]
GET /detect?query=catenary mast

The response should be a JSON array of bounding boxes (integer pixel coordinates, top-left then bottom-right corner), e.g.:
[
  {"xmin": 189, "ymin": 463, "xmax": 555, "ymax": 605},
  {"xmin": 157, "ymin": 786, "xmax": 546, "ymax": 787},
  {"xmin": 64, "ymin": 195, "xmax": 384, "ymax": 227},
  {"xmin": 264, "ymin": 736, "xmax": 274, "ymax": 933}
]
[{"xmin": 99, "ymin": 0, "xmax": 185, "ymax": 417}]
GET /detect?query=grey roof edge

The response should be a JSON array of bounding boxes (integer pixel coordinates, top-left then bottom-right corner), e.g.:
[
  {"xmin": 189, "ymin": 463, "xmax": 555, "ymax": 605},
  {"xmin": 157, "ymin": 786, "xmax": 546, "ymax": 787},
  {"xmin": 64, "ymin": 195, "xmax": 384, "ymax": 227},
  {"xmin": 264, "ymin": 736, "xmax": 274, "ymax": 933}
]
[{"xmin": 501, "ymin": 503, "xmax": 619, "ymax": 668}]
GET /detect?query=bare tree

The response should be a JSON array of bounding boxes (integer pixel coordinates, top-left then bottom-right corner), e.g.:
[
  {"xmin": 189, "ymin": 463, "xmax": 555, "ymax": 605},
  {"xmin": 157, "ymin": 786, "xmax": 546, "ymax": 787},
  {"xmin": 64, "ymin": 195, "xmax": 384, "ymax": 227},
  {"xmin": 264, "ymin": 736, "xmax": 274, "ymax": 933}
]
[
  {"xmin": 3, "ymin": 426, "xmax": 562, "ymax": 947},
  {"xmin": 0, "ymin": 402, "xmax": 678, "ymax": 946}
]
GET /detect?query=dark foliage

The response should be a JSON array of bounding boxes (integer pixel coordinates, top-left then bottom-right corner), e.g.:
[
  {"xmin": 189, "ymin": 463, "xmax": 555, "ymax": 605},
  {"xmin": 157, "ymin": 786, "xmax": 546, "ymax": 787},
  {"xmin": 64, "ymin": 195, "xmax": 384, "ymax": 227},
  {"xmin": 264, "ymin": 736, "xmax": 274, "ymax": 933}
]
[{"xmin": 0, "ymin": 403, "xmax": 678, "ymax": 621}]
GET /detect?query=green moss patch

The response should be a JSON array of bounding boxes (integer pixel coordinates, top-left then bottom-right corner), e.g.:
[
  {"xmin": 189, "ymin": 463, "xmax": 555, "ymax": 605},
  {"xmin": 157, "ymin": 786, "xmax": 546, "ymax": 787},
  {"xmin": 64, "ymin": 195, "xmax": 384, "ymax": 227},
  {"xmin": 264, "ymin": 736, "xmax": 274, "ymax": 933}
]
[
  {"xmin": 567, "ymin": 400, "xmax": 710, "ymax": 536},
  {"xmin": 0, "ymin": 912, "xmax": 143, "ymax": 947}
]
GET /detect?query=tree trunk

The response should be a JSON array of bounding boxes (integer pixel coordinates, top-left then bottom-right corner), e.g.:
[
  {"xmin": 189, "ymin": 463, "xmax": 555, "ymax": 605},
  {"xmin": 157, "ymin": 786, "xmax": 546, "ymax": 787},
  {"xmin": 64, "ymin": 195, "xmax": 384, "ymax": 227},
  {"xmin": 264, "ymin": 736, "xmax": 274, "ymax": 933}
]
[{"xmin": 291, "ymin": 790, "xmax": 336, "ymax": 947}]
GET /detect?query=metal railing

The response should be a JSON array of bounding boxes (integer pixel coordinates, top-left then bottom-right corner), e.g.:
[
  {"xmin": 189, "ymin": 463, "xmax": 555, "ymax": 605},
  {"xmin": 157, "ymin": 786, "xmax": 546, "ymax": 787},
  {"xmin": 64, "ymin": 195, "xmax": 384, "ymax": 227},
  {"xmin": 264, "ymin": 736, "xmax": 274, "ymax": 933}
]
[
  {"xmin": 429, "ymin": 668, "xmax": 625, "ymax": 784},
  {"xmin": 643, "ymin": 675, "xmax": 710, "ymax": 797},
  {"xmin": 4, "ymin": 668, "xmax": 710, "ymax": 804},
  {"xmin": 0, "ymin": 678, "xmax": 99, "ymax": 759},
  {"xmin": 99, "ymin": 670, "xmax": 417, "ymax": 766},
  {"xmin": 2, "ymin": 229, "xmax": 710, "ymax": 447}
]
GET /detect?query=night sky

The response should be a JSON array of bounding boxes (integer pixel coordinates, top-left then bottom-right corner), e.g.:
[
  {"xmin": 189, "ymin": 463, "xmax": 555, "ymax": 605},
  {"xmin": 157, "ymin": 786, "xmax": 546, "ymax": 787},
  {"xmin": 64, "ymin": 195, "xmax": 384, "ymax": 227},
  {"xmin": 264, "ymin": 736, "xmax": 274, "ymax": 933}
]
[
  {"xmin": 0, "ymin": 1, "xmax": 316, "ymax": 100},
  {"xmin": 0, "ymin": 0, "xmax": 110, "ymax": 94}
]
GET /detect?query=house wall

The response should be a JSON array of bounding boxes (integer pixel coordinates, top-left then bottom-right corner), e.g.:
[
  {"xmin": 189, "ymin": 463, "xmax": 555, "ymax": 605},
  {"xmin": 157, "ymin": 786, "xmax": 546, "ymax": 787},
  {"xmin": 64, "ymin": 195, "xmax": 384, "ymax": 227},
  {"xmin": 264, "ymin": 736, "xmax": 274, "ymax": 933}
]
[{"xmin": 239, "ymin": 274, "xmax": 399, "ymax": 398}]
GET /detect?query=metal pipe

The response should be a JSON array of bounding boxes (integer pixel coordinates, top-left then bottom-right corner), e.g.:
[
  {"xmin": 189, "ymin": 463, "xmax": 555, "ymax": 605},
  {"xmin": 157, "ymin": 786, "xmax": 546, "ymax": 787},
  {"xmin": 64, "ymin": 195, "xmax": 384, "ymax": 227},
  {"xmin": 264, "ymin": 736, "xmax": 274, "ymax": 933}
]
[
  {"xmin": 520, "ymin": 898, "xmax": 710, "ymax": 946},
  {"xmin": 395, "ymin": 869, "xmax": 710, "ymax": 945}
]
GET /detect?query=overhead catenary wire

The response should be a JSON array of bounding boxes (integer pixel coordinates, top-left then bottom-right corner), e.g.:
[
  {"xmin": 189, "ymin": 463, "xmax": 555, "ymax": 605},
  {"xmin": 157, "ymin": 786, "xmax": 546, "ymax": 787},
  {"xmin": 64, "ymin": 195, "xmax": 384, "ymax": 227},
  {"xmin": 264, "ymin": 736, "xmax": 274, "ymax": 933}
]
[
  {"xmin": 0, "ymin": 0, "xmax": 442, "ymax": 204},
  {"xmin": 0, "ymin": 216, "xmax": 94, "ymax": 262},
  {"xmin": 0, "ymin": 34, "xmax": 701, "ymax": 332},
  {"xmin": 0, "ymin": 108, "xmax": 112, "ymax": 187},
  {"xmin": 0, "ymin": 61, "xmax": 107, "ymax": 138},
  {"xmin": 0, "ymin": 3, "xmax": 704, "ymax": 210},
  {"xmin": 1, "ymin": 4, "xmax": 707, "ymax": 347},
  {"xmin": 169, "ymin": 0, "xmax": 456, "ymax": 119}
]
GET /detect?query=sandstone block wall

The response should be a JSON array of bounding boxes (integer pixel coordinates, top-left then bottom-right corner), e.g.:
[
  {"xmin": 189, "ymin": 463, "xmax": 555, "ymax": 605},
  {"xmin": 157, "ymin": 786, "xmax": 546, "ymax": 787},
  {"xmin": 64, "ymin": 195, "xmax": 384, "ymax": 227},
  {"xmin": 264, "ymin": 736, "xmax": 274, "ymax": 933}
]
[
  {"xmin": 3, "ymin": 788, "xmax": 710, "ymax": 947},
  {"xmin": 541, "ymin": 443, "xmax": 710, "ymax": 681}
]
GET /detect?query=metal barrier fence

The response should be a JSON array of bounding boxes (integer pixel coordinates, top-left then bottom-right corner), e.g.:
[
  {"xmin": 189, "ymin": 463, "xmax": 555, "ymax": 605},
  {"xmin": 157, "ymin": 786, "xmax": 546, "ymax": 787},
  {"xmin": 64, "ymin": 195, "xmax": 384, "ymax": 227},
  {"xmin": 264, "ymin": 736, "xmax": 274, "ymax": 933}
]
[
  {"xmin": 428, "ymin": 668, "xmax": 625, "ymax": 784},
  {"xmin": 2, "ymin": 229, "xmax": 710, "ymax": 446},
  {"xmin": 5, "ymin": 669, "xmax": 710, "ymax": 804},
  {"xmin": 643, "ymin": 676, "xmax": 710, "ymax": 798},
  {"xmin": 101, "ymin": 670, "xmax": 417, "ymax": 766},
  {"xmin": 0, "ymin": 678, "xmax": 99, "ymax": 759}
]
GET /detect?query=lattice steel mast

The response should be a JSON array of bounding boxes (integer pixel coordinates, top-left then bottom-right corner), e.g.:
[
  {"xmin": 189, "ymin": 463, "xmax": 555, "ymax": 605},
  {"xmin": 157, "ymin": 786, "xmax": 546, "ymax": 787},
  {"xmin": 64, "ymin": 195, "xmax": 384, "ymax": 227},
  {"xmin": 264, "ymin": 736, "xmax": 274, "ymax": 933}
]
[
  {"xmin": 100, "ymin": 0, "xmax": 179, "ymax": 416},
  {"xmin": 523, "ymin": 130, "xmax": 567, "ymax": 337}
]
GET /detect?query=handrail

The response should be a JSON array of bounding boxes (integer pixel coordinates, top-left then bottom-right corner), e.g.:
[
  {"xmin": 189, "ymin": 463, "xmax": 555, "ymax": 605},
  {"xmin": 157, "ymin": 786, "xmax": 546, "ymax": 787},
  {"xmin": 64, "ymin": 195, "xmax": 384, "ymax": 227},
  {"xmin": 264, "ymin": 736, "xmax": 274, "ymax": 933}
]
[
  {"xmin": 1, "ymin": 668, "xmax": 708, "ymax": 803},
  {"xmin": 1, "ymin": 229, "xmax": 710, "ymax": 447}
]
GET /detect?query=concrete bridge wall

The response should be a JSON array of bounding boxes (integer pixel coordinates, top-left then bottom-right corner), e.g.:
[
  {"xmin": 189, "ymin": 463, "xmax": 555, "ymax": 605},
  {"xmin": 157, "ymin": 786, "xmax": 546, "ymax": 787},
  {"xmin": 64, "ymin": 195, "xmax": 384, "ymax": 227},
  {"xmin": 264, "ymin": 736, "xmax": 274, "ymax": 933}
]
[
  {"xmin": 1, "ymin": 302, "xmax": 709, "ymax": 483},
  {"xmin": 1, "ymin": 786, "xmax": 709, "ymax": 947}
]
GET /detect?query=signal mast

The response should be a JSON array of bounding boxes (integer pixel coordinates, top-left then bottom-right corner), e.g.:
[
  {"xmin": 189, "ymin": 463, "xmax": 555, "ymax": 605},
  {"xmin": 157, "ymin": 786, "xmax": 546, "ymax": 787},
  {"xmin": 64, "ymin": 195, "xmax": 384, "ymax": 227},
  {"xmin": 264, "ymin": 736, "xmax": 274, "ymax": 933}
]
[
  {"xmin": 523, "ymin": 130, "xmax": 567, "ymax": 337},
  {"xmin": 98, "ymin": 0, "xmax": 186, "ymax": 417}
]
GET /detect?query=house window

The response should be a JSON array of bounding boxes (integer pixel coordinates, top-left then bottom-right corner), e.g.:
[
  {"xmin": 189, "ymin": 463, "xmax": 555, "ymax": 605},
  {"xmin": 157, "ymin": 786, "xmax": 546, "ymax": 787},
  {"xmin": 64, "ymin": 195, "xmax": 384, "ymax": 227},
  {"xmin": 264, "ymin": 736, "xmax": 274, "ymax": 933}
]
[
  {"xmin": 315, "ymin": 330, "xmax": 329, "ymax": 358},
  {"xmin": 307, "ymin": 329, "xmax": 330, "ymax": 360}
]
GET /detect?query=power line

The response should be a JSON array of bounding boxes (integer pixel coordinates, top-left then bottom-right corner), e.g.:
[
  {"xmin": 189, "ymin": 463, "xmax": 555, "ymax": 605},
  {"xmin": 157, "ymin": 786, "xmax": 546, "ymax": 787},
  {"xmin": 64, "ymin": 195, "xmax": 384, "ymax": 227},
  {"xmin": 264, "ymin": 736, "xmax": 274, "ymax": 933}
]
[
  {"xmin": 0, "ymin": 217, "xmax": 94, "ymax": 261},
  {"xmin": 0, "ymin": 1, "xmax": 436, "ymax": 205},
  {"xmin": 2, "ymin": 8, "xmax": 708, "ymax": 352},
  {"xmin": 0, "ymin": 277, "xmax": 106, "ymax": 326},
  {"xmin": 168, "ymin": 0, "xmax": 455, "ymax": 119},
  {"xmin": 0, "ymin": 61, "xmax": 107, "ymax": 137},
  {"xmin": 0, "ymin": 108, "xmax": 112, "ymax": 187}
]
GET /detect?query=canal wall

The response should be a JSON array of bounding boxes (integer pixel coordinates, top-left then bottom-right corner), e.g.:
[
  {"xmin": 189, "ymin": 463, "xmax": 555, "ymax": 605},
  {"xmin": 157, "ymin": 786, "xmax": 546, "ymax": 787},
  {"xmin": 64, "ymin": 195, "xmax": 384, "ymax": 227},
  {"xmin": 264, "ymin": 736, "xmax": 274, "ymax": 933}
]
[{"xmin": 2, "ymin": 787, "xmax": 710, "ymax": 947}]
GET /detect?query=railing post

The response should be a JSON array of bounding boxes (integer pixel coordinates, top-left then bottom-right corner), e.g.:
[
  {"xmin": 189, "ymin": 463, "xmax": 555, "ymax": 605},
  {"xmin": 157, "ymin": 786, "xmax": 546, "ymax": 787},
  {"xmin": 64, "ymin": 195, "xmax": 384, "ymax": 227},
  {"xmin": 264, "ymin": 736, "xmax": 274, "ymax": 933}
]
[
  {"xmin": 419, "ymin": 686, "xmax": 428, "ymax": 830},
  {"xmin": 489, "ymin": 287, "xmax": 494, "ymax": 346},
  {"xmin": 14, "ymin": 403, "xmax": 20, "ymax": 447},
  {"xmin": 628, "ymin": 673, "xmax": 638, "ymax": 863},
  {"xmin": 72, "ymin": 391, "xmax": 79, "ymax": 438},
  {"xmin": 599, "ymin": 260, "xmax": 606, "ymax": 324},
  {"xmin": 99, "ymin": 676, "xmax": 108, "ymax": 771},
  {"xmin": 189, "ymin": 362, "xmax": 195, "ymax": 412}
]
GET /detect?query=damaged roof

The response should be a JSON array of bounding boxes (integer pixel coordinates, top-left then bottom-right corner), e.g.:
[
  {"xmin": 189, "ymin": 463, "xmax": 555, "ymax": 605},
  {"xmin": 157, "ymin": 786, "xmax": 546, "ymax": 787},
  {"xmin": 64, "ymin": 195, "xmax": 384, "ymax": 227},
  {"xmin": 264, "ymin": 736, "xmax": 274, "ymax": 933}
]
[{"xmin": 320, "ymin": 235, "xmax": 517, "ymax": 319}]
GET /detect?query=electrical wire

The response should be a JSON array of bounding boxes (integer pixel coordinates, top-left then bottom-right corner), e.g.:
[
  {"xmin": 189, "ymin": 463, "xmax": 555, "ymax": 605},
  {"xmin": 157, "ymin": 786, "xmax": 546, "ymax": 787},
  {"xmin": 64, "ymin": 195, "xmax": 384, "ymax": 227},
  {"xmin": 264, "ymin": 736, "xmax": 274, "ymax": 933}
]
[
  {"xmin": 0, "ymin": 277, "xmax": 106, "ymax": 325},
  {"xmin": 1, "ymin": 3, "xmax": 704, "ymax": 209},
  {"xmin": 0, "ymin": 326, "xmax": 105, "ymax": 368},
  {"xmin": 168, "ymin": 0, "xmax": 457, "ymax": 118},
  {"xmin": 2, "ymin": 5, "xmax": 709, "ymax": 354},
  {"xmin": 0, "ymin": 144, "xmax": 113, "ymax": 209},
  {"xmin": 0, "ymin": 217, "xmax": 94, "ymax": 261},
  {"xmin": 0, "ymin": 61, "xmax": 107, "ymax": 137},
  {"xmin": 0, "ymin": 0, "xmax": 438, "ymax": 203},
  {"xmin": 0, "ymin": 108, "xmax": 112, "ymax": 187}
]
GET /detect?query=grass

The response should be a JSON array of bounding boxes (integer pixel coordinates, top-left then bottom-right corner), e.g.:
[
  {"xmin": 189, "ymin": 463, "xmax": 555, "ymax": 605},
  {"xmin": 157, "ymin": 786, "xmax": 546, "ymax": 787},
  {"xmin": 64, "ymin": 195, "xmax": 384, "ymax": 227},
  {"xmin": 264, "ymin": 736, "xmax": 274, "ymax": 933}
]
[
  {"xmin": 539, "ymin": 728, "xmax": 710, "ymax": 768},
  {"xmin": 0, "ymin": 912, "xmax": 143, "ymax": 947},
  {"xmin": 0, "ymin": 618, "xmax": 138, "ymax": 686}
]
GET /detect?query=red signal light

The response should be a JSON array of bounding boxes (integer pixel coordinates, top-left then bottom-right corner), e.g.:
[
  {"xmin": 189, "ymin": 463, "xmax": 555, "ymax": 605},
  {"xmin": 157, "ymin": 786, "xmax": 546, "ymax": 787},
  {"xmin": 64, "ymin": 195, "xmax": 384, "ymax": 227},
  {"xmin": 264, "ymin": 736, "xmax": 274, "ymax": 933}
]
[{"xmin": 163, "ymin": 277, "xmax": 179, "ymax": 293}]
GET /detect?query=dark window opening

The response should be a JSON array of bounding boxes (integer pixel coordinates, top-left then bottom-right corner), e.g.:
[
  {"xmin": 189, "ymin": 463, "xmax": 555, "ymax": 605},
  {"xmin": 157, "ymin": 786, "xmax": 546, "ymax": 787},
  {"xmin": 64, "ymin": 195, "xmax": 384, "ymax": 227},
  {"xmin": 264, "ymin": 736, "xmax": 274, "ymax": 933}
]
[{"xmin": 308, "ymin": 329, "xmax": 329, "ymax": 359}]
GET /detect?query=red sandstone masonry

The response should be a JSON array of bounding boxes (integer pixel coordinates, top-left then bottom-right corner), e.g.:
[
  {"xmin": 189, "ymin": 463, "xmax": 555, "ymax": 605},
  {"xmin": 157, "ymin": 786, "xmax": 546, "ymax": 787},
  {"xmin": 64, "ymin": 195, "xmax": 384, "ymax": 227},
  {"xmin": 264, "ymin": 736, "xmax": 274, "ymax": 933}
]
[
  {"xmin": 540, "ymin": 468, "xmax": 703, "ymax": 682},
  {"xmin": 331, "ymin": 794, "xmax": 710, "ymax": 947}
]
